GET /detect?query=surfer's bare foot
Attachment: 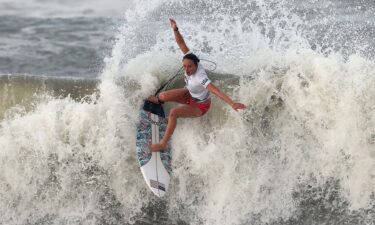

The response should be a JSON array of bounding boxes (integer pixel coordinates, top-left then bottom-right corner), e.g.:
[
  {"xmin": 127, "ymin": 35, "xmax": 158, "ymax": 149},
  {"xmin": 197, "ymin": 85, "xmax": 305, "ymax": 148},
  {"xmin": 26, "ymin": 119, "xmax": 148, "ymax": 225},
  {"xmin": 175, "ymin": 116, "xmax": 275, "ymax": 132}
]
[{"xmin": 150, "ymin": 142, "xmax": 167, "ymax": 152}]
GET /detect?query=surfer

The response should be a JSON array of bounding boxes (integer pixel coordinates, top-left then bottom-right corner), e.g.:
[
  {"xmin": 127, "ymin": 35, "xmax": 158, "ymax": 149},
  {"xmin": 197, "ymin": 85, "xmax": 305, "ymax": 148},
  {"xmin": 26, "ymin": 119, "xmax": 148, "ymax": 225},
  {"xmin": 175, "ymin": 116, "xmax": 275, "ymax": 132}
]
[{"xmin": 148, "ymin": 18, "xmax": 246, "ymax": 152}]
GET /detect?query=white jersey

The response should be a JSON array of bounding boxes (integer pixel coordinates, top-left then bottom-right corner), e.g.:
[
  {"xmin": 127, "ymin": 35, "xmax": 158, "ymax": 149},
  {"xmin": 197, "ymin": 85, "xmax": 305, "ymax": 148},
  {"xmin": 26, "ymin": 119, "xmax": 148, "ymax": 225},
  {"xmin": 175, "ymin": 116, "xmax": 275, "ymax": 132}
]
[{"xmin": 184, "ymin": 63, "xmax": 211, "ymax": 101}]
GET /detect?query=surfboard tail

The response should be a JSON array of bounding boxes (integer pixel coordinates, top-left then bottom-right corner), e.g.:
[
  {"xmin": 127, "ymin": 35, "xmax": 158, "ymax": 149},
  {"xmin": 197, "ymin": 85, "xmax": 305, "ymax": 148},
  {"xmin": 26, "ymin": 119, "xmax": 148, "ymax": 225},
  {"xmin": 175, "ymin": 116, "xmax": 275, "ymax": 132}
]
[{"xmin": 141, "ymin": 152, "xmax": 170, "ymax": 197}]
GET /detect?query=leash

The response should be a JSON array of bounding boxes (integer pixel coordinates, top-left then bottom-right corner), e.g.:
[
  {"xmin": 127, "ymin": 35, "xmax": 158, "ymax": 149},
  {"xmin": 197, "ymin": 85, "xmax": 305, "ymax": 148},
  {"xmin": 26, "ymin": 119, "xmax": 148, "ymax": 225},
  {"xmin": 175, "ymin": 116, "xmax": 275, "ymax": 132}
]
[
  {"xmin": 154, "ymin": 66, "xmax": 183, "ymax": 96},
  {"xmin": 154, "ymin": 59, "xmax": 217, "ymax": 96}
]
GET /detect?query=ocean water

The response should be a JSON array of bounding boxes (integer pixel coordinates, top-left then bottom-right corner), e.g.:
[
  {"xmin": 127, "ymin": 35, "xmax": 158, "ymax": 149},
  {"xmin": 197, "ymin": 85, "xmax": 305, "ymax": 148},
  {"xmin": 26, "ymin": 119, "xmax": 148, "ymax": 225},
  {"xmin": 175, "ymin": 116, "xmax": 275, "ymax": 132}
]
[{"xmin": 0, "ymin": 0, "xmax": 374, "ymax": 225}]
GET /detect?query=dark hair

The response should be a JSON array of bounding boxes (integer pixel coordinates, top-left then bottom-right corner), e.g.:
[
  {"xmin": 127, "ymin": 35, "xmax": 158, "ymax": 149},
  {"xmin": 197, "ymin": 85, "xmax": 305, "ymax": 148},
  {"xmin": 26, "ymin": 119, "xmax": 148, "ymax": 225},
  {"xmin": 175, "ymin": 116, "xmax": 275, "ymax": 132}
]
[{"xmin": 182, "ymin": 53, "xmax": 200, "ymax": 66}]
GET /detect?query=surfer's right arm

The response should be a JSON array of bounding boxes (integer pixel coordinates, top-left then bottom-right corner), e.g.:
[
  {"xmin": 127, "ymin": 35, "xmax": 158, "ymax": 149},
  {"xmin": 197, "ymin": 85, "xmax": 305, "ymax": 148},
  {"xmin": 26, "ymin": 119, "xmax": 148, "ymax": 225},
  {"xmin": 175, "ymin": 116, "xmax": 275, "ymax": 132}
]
[{"xmin": 170, "ymin": 18, "xmax": 190, "ymax": 54}]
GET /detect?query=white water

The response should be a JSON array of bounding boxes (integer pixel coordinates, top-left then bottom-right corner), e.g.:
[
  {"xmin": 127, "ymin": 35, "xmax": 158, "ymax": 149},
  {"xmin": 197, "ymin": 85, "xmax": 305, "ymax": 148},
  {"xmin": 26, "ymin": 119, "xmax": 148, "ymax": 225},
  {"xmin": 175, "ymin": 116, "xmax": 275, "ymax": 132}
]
[{"xmin": 0, "ymin": 0, "xmax": 374, "ymax": 224}]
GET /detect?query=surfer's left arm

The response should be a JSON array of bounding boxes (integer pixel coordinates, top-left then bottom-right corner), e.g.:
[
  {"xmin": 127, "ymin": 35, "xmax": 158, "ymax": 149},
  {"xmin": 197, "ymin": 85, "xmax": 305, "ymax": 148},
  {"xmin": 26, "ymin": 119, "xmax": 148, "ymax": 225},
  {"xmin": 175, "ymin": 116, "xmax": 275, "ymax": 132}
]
[{"xmin": 207, "ymin": 83, "xmax": 246, "ymax": 111}]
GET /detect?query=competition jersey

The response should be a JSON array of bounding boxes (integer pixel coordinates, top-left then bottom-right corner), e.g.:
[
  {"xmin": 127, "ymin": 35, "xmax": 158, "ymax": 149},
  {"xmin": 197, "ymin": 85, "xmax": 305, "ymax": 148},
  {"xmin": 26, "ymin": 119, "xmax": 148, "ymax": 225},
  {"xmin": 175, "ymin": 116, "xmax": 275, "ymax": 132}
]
[{"xmin": 184, "ymin": 63, "xmax": 211, "ymax": 101}]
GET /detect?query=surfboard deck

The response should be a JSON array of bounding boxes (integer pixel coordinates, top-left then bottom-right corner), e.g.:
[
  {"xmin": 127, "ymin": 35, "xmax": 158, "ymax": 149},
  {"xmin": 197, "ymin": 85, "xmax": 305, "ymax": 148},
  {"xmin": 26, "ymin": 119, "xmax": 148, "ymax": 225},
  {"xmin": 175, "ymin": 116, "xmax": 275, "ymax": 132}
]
[{"xmin": 135, "ymin": 100, "xmax": 172, "ymax": 197}]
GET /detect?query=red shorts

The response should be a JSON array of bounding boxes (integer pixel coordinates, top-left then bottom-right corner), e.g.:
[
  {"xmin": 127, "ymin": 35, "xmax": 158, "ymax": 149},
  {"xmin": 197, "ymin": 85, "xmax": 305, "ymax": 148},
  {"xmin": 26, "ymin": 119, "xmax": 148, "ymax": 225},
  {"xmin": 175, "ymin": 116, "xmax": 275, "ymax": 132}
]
[{"xmin": 186, "ymin": 96, "xmax": 211, "ymax": 115}]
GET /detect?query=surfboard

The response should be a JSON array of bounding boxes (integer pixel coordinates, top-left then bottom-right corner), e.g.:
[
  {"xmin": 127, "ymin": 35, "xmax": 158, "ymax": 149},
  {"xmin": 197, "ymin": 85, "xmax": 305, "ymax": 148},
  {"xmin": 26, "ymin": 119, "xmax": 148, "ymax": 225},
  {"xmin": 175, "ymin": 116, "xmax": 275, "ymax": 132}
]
[{"xmin": 135, "ymin": 100, "xmax": 172, "ymax": 197}]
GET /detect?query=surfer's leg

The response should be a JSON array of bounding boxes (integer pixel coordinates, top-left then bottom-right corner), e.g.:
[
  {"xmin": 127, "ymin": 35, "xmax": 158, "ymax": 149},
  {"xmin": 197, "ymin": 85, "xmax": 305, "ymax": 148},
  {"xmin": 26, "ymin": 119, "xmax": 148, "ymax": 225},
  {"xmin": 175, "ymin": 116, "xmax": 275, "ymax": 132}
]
[
  {"xmin": 159, "ymin": 88, "xmax": 190, "ymax": 104},
  {"xmin": 150, "ymin": 105, "xmax": 202, "ymax": 152},
  {"xmin": 148, "ymin": 88, "xmax": 189, "ymax": 104}
]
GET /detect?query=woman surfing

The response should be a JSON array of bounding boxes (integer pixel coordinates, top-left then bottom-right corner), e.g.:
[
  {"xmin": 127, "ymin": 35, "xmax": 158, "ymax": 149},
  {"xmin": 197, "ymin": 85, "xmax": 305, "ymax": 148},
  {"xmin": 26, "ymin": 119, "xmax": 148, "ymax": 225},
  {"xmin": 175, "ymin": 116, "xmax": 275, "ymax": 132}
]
[{"xmin": 148, "ymin": 19, "xmax": 247, "ymax": 152}]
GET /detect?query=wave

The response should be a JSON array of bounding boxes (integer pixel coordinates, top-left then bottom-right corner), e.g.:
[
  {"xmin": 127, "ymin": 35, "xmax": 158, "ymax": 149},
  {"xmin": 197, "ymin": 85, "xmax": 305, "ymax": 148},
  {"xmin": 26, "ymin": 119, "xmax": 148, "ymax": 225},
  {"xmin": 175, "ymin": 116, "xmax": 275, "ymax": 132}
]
[
  {"xmin": 1, "ymin": 49, "xmax": 374, "ymax": 225},
  {"xmin": 0, "ymin": 74, "xmax": 98, "ymax": 119},
  {"xmin": 0, "ymin": 16, "xmax": 116, "ymax": 78}
]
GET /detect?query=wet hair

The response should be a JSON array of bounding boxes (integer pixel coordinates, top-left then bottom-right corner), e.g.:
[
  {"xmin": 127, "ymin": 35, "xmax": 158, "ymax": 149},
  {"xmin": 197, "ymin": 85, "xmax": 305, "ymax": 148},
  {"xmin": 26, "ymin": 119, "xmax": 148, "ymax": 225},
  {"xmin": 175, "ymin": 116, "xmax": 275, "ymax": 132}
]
[{"xmin": 182, "ymin": 53, "xmax": 200, "ymax": 66}]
